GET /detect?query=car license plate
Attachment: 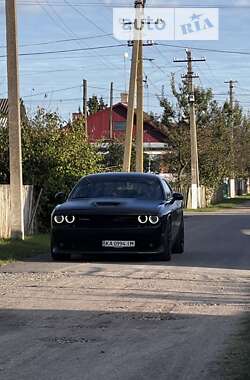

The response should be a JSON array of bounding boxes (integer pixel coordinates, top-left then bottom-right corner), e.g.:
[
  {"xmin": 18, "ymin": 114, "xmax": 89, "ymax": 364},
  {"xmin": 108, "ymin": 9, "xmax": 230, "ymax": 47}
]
[{"xmin": 102, "ymin": 240, "xmax": 135, "ymax": 248}]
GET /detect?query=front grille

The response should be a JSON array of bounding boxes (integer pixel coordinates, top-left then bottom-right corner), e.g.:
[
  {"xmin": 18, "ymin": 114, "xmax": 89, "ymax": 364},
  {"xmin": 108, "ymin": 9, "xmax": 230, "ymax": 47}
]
[
  {"xmin": 53, "ymin": 229, "xmax": 163, "ymax": 253},
  {"xmin": 75, "ymin": 215, "xmax": 141, "ymax": 229}
]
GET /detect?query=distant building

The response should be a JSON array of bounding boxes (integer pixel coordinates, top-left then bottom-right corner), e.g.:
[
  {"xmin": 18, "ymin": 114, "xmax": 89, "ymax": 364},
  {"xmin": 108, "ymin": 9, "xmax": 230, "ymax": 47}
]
[
  {"xmin": 72, "ymin": 112, "xmax": 84, "ymax": 122},
  {"xmin": 86, "ymin": 101, "xmax": 168, "ymax": 156}
]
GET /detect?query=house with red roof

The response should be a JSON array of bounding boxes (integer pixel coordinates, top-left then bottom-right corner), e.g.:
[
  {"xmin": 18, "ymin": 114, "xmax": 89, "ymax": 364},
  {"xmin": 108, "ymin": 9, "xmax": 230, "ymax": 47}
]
[{"xmin": 85, "ymin": 100, "xmax": 168, "ymax": 156}]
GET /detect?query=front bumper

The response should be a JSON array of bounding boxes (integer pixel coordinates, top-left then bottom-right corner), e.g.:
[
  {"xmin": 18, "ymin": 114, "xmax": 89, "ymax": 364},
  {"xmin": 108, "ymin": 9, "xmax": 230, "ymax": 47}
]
[{"xmin": 51, "ymin": 226, "xmax": 165, "ymax": 256}]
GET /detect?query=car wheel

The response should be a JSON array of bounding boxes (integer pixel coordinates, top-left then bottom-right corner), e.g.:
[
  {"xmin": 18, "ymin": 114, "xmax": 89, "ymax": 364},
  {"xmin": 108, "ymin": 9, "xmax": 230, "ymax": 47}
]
[
  {"xmin": 158, "ymin": 223, "xmax": 172, "ymax": 261},
  {"xmin": 172, "ymin": 219, "xmax": 184, "ymax": 254},
  {"xmin": 51, "ymin": 252, "xmax": 71, "ymax": 261}
]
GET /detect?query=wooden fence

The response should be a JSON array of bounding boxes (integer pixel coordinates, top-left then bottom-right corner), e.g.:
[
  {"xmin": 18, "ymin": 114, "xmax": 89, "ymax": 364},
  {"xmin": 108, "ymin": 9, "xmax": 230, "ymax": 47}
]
[{"xmin": 0, "ymin": 185, "xmax": 34, "ymax": 239}]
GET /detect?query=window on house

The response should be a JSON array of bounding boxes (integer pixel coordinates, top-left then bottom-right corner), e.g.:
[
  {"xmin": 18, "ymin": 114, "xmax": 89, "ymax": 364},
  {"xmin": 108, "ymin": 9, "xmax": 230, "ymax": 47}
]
[{"xmin": 114, "ymin": 121, "xmax": 126, "ymax": 131}]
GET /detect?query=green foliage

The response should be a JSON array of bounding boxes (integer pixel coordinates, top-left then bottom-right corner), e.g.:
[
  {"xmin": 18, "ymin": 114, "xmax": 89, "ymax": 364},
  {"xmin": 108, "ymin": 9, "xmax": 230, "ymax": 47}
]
[
  {"xmin": 87, "ymin": 95, "xmax": 107, "ymax": 116},
  {"xmin": 100, "ymin": 138, "xmax": 161, "ymax": 173},
  {"xmin": 0, "ymin": 234, "xmax": 49, "ymax": 266},
  {"xmin": 100, "ymin": 138, "xmax": 136, "ymax": 172},
  {"xmin": 159, "ymin": 74, "xmax": 250, "ymax": 190},
  {"xmin": 0, "ymin": 108, "xmax": 101, "ymax": 230}
]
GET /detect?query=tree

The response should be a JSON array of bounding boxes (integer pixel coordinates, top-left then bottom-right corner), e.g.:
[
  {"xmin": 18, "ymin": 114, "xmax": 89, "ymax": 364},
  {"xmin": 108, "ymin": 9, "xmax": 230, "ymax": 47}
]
[
  {"xmin": 159, "ymin": 74, "xmax": 246, "ymax": 191},
  {"xmin": 87, "ymin": 95, "xmax": 107, "ymax": 116},
  {"xmin": 0, "ymin": 108, "xmax": 102, "ymax": 229},
  {"xmin": 100, "ymin": 139, "xmax": 162, "ymax": 174},
  {"xmin": 100, "ymin": 138, "xmax": 136, "ymax": 172}
]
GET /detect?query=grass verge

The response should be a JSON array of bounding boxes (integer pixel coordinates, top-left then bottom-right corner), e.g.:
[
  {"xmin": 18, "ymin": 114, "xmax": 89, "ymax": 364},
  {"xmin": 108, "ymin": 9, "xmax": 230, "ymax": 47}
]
[
  {"xmin": 186, "ymin": 194, "xmax": 250, "ymax": 212},
  {"xmin": 214, "ymin": 194, "xmax": 250, "ymax": 209},
  {"xmin": 220, "ymin": 315, "xmax": 250, "ymax": 380},
  {"xmin": 0, "ymin": 234, "xmax": 50, "ymax": 266}
]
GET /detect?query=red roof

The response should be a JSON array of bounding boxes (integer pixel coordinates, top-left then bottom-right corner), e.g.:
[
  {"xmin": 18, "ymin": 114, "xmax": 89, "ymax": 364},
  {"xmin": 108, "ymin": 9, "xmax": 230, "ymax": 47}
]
[{"xmin": 87, "ymin": 102, "xmax": 167, "ymax": 143}]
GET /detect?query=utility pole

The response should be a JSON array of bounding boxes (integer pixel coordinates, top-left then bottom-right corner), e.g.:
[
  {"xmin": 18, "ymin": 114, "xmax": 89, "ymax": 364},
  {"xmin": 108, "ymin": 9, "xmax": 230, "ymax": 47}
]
[
  {"xmin": 225, "ymin": 80, "xmax": 238, "ymax": 198},
  {"xmin": 174, "ymin": 49, "xmax": 206, "ymax": 209},
  {"xmin": 136, "ymin": 8, "xmax": 144, "ymax": 172},
  {"xmin": 109, "ymin": 81, "xmax": 113, "ymax": 139},
  {"xmin": 123, "ymin": 0, "xmax": 146, "ymax": 172},
  {"xmin": 5, "ymin": 0, "xmax": 24, "ymax": 239},
  {"xmin": 83, "ymin": 79, "xmax": 88, "ymax": 138},
  {"xmin": 161, "ymin": 85, "xmax": 165, "ymax": 101}
]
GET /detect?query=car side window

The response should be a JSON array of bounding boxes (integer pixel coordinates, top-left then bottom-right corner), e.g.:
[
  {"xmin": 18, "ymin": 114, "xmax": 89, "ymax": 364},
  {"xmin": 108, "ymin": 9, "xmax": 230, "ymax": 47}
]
[{"xmin": 162, "ymin": 180, "xmax": 172, "ymax": 200}]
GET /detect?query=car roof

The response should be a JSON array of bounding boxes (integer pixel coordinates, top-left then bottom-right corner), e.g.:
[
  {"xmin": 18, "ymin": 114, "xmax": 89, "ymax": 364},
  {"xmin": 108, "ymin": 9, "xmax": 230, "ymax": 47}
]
[{"xmin": 82, "ymin": 172, "xmax": 162, "ymax": 181}]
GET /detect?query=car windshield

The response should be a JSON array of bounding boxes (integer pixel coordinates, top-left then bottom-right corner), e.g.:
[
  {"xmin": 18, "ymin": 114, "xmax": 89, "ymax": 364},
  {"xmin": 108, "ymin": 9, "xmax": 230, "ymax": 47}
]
[{"xmin": 70, "ymin": 178, "xmax": 164, "ymax": 201}]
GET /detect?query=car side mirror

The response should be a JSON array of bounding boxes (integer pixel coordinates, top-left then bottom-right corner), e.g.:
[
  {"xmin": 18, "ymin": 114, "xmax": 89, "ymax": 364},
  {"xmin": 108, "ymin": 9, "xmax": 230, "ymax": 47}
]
[
  {"xmin": 172, "ymin": 192, "xmax": 183, "ymax": 201},
  {"xmin": 55, "ymin": 192, "xmax": 66, "ymax": 204}
]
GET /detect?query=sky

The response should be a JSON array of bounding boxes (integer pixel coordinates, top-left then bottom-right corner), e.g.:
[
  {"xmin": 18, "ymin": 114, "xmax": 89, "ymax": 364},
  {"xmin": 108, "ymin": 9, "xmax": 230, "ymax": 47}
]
[{"xmin": 0, "ymin": 0, "xmax": 250, "ymax": 121}]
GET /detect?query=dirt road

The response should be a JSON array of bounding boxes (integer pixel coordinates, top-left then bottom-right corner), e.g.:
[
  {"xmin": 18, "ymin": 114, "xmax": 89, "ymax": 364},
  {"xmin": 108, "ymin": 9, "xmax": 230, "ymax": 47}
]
[{"xmin": 0, "ymin": 212, "xmax": 249, "ymax": 380}]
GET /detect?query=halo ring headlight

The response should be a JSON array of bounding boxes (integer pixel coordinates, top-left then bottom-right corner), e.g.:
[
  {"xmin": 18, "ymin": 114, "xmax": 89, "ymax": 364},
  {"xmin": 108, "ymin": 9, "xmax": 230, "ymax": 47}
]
[
  {"xmin": 149, "ymin": 216, "xmax": 160, "ymax": 225},
  {"xmin": 54, "ymin": 215, "xmax": 64, "ymax": 224},
  {"xmin": 65, "ymin": 215, "xmax": 75, "ymax": 224},
  {"xmin": 138, "ymin": 215, "xmax": 148, "ymax": 224}
]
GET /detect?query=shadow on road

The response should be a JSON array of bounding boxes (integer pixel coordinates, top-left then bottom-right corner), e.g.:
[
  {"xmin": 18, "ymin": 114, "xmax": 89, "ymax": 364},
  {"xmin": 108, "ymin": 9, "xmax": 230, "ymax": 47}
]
[{"xmin": 0, "ymin": 308, "xmax": 245, "ymax": 380}]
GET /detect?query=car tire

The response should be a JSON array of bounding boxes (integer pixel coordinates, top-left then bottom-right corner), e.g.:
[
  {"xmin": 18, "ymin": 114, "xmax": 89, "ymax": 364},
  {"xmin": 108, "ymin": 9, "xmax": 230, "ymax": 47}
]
[
  {"xmin": 172, "ymin": 219, "xmax": 184, "ymax": 254},
  {"xmin": 158, "ymin": 222, "xmax": 172, "ymax": 261},
  {"xmin": 51, "ymin": 252, "xmax": 71, "ymax": 261}
]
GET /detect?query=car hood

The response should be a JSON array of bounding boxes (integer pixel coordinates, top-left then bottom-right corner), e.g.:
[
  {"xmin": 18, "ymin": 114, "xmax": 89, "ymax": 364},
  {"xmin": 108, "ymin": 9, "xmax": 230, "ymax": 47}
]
[{"xmin": 53, "ymin": 198, "xmax": 166, "ymax": 215}]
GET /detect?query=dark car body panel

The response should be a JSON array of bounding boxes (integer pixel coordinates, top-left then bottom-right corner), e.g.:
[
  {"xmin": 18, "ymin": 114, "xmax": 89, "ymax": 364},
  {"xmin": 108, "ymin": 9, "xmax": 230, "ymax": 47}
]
[
  {"xmin": 51, "ymin": 173, "xmax": 183, "ymax": 257},
  {"xmin": 51, "ymin": 225, "xmax": 165, "ymax": 255},
  {"xmin": 53, "ymin": 198, "xmax": 166, "ymax": 215}
]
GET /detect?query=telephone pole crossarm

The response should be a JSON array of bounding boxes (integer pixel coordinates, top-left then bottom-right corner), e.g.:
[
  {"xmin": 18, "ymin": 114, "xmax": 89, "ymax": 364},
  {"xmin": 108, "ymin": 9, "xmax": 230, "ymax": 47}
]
[
  {"xmin": 135, "ymin": 0, "xmax": 146, "ymax": 6},
  {"xmin": 173, "ymin": 59, "xmax": 206, "ymax": 63},
  {"xmin": 182, "ymin": 74, "xmax": 199, "ymax": 79}
]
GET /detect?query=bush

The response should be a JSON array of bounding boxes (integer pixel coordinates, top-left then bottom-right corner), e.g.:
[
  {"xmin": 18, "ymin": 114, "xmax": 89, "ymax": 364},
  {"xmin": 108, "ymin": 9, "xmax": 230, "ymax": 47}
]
[{"xmin": 0, "ymin": 108, "xmax": 102, "ymax": 230}]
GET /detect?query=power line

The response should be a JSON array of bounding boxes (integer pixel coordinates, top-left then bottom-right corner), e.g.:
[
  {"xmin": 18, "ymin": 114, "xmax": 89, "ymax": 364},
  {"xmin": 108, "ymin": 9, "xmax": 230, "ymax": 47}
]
[
  {"xmin": 0, "ymin": 52, "xmax": 129, "ymax": 62},
  {"xmin": 63, "ymin": 0, "xmax": 112, "ymax": 36},
  {"xmin": 0, "ymin": 44, "xmax": 126, "ymax": 58},
  {"xmin": 37, "ymin": 0, "xmax": 72, "ymax": 38},
  {"xmin": 21, "ymin": 84, "xmax": 127, "ymax": 99},
  {"xmin": 47, "ymin": 0, "xmax": 120, "ymax": 71},
  {"xmin": 36, "ymin": 0, "xmax": 121, "ymax": 71},
  {"xmin": 157, "ymin": 43, "xmax": 250, "ymax": 56},
  {"xmin": 204, "ymin": 61, "xmax": 220, "ymax": 87},
  {"xmin": 5, "ymin": 1, "xmax": 250, "ymax": 7},
  {"xmin": 22, "ymin": 85, "xmax": 82, "ymax": 98},
  {"xmin": 19, "ymin": 66, "xmax": 127, "ymax": 75},
  {"xmin": 237, "ymin": 86, "xmax": 250, "ymax": 93},
  {"xmin": 7, "ymin": 1, "xmax": 131, "ymax": 6},
  {"xmin": 61, "ymin": 0, "xmax": 121, "ymax": 70},
  {"xmin": 192, "ymin": 62, "xmax": 215, "ymax": 90},
  {"xmin": 0, "ymin": 83, "xmax": 158, "ymax": 99},
  {"xmin": 0, "ymin": 33, "xmax": 113, "ymax": 49},
  {"xmin": 149, "ymin": 59, "xmax": 168, "ymax": 76}
]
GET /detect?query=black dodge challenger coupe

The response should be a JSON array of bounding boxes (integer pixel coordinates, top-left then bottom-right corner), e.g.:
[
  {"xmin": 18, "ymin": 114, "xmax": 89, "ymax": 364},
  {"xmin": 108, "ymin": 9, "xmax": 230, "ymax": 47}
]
[{"xmin": 51, "ymin": 172, "xmax": 184, "ymax": 261}]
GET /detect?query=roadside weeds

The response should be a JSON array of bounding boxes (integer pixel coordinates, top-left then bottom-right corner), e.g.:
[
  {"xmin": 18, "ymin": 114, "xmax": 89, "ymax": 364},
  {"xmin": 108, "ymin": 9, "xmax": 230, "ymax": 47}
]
[
  {"xmin": 0, "ymin": 234, "xmax": 50, "ymax": 266},
  {"xmin": 186, "ymin": 194, "xmax": 250, "ymax": 213},
  {"xmin": 219, "ymin": 314, "xmax": 250, "ymax": 380}
]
